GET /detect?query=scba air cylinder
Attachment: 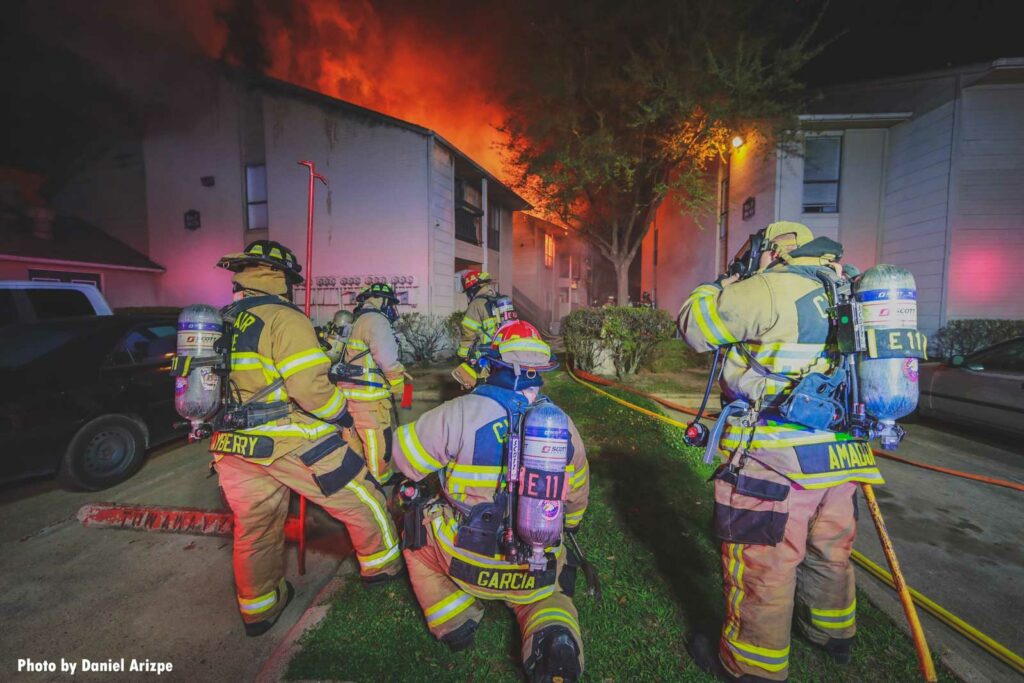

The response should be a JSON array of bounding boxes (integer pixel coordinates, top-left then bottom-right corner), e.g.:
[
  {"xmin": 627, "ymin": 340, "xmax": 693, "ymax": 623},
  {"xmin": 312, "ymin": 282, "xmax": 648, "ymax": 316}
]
[
  {"xmin": 518, "ymin": 402, "xmax": 571, "ymax": 573},
  {"xmin": 855, "ymin": 264, "xmax": 922, "ymax": 444},
  {"xmin": 174, "ymin": 304, "xmax": 223, "ymax": 425}
]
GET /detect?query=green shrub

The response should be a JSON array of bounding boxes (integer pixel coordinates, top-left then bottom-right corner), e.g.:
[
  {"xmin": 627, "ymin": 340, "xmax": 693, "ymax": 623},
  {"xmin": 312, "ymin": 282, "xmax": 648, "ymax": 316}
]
[
  {"xmin": 931, "ymin": 319, "xmax": 1024, "ymax": 358},
  {"xmin": 562, "ymin": 307, "xmax": 606, "ymax": 371},
  {"xmin": 394, "ymin": 313, "xmax": 455, "ymax": 364},
  {"xmin": 445, "ymin": 310, "xmax": 465, "ymax": 340},
  {"xmin": 562, "ymin": 307, "xmax": 674, "ymax": 376},
  {"xmin": 602, "ymin": 307, "xmax": 675, "ymax": 376},
  {"xmin": 645, "ymin": 338, "xmax": 709, "ymax": 372}
]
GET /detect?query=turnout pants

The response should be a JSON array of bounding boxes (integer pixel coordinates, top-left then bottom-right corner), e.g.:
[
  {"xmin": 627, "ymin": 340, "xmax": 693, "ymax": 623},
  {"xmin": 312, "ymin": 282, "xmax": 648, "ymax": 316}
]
[
  {"xmin": 215, "ymin": 439, "xmax": 402, "ymax": 625},
  {"xmin": 348, "ymin": 399, "xmax": 394, "ymax": 481},
  {"xmin": 715, "ymin": 461, "xmax": 858, "ymax": 681},
  {"xmin": 404, "ymin": 520, "xmax": 584, "ymax": 674}
]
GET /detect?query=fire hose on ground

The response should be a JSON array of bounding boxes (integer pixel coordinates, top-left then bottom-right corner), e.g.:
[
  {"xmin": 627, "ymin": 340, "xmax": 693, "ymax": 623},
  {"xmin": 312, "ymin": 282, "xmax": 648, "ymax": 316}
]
[{"xmin": 565, "ymin": 363, "xmax": 1024, "ymax": 679}]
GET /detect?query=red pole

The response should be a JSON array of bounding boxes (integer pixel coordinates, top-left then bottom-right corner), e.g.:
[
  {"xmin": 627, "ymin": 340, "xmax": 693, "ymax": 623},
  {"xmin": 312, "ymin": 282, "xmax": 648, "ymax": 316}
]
[{"xmin": 297, "ymin": 161, "xmax": 327, "ymax": 575}]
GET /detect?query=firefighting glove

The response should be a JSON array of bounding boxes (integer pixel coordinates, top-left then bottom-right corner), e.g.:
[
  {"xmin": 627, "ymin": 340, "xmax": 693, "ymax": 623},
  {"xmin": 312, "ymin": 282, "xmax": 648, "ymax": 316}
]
[{"xmin": 332, "ymin": 408, "xmax": 355, "ymax": 429}]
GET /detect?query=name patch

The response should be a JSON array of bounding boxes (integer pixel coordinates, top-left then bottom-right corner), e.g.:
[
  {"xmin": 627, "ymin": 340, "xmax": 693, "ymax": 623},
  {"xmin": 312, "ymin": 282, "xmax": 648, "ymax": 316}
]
[
  {"xmin": 794, "ymin": 441, "xmax": 876, "ymax": 474},
  {"xmin": 210, "ymin": 432, "xmax": 274, "ymax": 459},
  {"xmin": 449, "ymin": 557, "xmax": 556, "ymax": 592}
]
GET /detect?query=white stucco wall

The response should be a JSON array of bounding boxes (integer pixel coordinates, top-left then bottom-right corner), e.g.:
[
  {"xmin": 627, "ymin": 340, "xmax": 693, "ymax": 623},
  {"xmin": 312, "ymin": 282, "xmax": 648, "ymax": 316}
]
[
  {"xmin": 837, "ymin": 129, "xmax": 887, "ymax": 272},
  {"xmin": 143, "ymin": 71, "xmax": 245, "ymax": 309},
  {"xmin": 260, "ymin": 93, "xmax": 431, "ymax": 324},
  {"xmin": 429, "ymin": 140, "xmax": 456, "ymax": 315}
]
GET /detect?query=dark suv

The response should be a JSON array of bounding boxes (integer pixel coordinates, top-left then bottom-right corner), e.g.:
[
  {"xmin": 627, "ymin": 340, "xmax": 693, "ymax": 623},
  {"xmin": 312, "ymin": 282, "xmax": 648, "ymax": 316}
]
[{"xmin": 0, "ymin": 314, "xmax": 186, "ymax": 489}]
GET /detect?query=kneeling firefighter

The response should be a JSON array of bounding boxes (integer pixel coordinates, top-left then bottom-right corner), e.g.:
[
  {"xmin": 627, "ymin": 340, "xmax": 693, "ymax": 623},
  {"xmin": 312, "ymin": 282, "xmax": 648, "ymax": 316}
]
[
  {"xmin": 394, "ymin": 321, "xmax": 590, "ymax": 682},
  {"xmin": 177, "ymin": 241, "xmax": 403, "ymax": 636},
  {"xmin": 329, "ymin": 283, "xmax": 407, "ymax": 483},
  {"xmin": 452, "ymin": 270, "xmax": 504, "ymax": 389},
  {"xmin": 678, "ymin": 222, "xmax": 925, "ymax": 681}
]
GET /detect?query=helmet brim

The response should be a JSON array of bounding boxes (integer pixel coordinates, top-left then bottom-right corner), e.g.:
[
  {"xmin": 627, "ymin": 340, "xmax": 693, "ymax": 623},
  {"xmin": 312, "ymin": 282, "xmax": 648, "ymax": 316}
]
[{"xmin": 217, "ymin": 254, "xmax": 304, "ymax": 285}]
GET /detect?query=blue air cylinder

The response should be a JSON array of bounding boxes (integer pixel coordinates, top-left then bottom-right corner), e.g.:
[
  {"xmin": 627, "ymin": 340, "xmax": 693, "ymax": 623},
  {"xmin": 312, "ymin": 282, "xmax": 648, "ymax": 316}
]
[
  {"xmin": 174, "ymin": 304, "xmax": 223, "ymax": 424},
  {"xmin": 517, "ymin": 402, "xmax": 571, "ymax": 573},
  {"xmin": 855, "ymin": 265, "xmax": 920, "ymax": 431}
]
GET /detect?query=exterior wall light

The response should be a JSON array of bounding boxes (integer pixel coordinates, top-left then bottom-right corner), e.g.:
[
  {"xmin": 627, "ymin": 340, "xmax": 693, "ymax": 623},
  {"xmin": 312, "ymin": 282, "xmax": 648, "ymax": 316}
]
[{"xmin": 731, "ymin": 135, "xmax": 745, "ymax": 149}]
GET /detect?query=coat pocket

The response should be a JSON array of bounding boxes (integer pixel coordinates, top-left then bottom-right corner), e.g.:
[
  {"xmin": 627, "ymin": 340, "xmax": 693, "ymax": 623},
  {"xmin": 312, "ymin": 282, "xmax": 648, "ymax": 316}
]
[{"xmin": 712, "ymin": 461, "xmax": 791, "ymax": 546}]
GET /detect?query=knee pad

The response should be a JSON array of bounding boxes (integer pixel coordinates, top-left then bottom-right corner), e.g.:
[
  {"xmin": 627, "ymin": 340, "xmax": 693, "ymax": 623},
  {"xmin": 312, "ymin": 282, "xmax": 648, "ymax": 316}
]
[
  {"xmin": 440, "ymin": 619, "xmax": 479, "ymax": 652},
  {"xmin": 526, "ymin": 625, "xmax": 581, "ymax": 683}
]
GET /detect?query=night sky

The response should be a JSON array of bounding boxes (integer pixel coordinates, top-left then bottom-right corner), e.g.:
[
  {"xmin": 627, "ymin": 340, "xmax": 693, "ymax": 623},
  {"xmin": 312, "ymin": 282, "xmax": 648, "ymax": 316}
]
[{"xmin": 1, "ymin": 0, "xmax": 1020, "ymax": 181}]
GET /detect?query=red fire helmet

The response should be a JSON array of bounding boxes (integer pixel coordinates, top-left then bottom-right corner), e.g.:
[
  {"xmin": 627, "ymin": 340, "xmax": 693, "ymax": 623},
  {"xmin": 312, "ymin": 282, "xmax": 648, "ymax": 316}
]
[{"xmin": 461, "ymin": 270, "xmax": 493, "ymax": 292}]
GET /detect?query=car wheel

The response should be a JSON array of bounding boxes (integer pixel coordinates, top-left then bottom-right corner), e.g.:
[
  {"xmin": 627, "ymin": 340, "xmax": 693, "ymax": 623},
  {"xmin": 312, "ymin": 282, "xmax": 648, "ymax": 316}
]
[{"xmin": 59, "ymin": 415, "xmax": 147, "ymax": 491}]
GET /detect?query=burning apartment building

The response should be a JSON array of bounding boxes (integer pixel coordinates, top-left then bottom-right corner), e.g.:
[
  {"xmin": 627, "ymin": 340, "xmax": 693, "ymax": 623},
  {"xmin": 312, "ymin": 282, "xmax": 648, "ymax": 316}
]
[{"xmin": 24, "ymin": 63, "xmax": 526, "ymax": 321}]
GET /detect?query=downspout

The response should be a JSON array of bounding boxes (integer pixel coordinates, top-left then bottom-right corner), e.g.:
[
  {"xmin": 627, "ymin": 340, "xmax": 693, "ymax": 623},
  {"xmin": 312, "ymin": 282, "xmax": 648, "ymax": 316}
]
[
  {"xmin": 938, "ymin": 75, "xmax": 962, "ymax": 329},
  {"xmin": 481, "ymin": 177, "xmax": 489, "ymax": 272}
]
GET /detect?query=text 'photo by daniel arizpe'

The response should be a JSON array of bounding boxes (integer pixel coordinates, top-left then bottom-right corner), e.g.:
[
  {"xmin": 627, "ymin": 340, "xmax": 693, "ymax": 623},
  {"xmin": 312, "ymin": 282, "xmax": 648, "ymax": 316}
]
[{"xmin": 17, "ymin": 659, "xmax": 174, "ymax": 677}]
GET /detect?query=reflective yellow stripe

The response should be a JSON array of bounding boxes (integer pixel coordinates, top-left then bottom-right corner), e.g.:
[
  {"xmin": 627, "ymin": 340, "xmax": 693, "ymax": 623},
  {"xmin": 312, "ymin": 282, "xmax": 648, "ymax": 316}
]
[
  {"xmin": 787, "ymin": 469, "xmax": 885, "ymax": 488},
  {"xmin": 462, "ymin": 317, "xmax": 483, "ymax": 331},
  {"xmin": 356, "ymin": 542, "xmax": 401, "ymax": 570},
  {"xmin": 725, "ymin": 637, "xmax": 790, "ymax": 673},
  {"xmin": 397, "ymin": 423, "xmax": 443, "ymax": 474},
  {"xmin": 524, "ymin": 607, "xmax": 580, "ymax": 638},
  {"xmin": 237, "ymin": 579, "xmax": 285, "ymax": 615},
  {"xmin": 240, "ymin": 421, "xmax": 335, "ymax": 440},
  {"xmin": 811, "ymin": 599, "xmax": 857, "ymax": 629},
  {"xmin": 278, "ymin": 348, "xmax": 330, "ymax": 379},
  {"xmin": 425, "ymin": 591, "xmax": 477, "ymax": 628},
  {"xmin": 725, "ymin": 543, "xmax": 746, "ymax": 640},
  {"xmin": 499, "ymin": 338, "xmax": 550, "ymax": 355},
  {"xmin": 345, "ymin": 477, "xmax": 397, "ymax": 549},
  {"xmin": 363, "ymin": 428, "xmax": 383, "ymax": 478},
  {"xmin": 310, "ymin": 388, "xmax": 346, "ymax": 420},
  {"xmin": 687, "ymin": 287, "xmax": 737, "ymax": 346},
  {"xmin": 565, "ymin": 508, "xmax": 586, "ymax": 525},
  {"xmin": 569, "ymin": 461, "xmax": 588, "ymax": 489}
]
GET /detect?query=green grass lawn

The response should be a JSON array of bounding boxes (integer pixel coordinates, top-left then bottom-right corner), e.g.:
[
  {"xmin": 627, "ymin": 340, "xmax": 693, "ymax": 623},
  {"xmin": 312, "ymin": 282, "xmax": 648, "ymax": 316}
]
[{"xmin": 286, "ymin": 368, "xmax": 953, "ymax": 682}]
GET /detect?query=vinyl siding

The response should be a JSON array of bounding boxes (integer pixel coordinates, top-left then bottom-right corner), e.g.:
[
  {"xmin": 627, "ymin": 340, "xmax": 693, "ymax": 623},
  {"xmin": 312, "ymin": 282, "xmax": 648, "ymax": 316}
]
[{"xmin": 880, "ymin": 101, "xmax": 954, "ymax": 336}]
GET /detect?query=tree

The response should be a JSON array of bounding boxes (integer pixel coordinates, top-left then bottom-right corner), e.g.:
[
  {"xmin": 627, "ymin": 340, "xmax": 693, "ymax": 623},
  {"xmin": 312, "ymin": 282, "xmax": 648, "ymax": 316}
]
[{"xmin": 501, "ymin": 0, "xmax": 824, "ymax": 304}]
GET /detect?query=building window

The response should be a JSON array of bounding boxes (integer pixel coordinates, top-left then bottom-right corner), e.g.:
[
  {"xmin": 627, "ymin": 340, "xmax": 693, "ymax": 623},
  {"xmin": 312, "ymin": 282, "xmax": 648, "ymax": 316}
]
[
  {"xmin": 245, "ymin": 164, "xmax": 269, "ymax": 230},
  {"xmin": 802, "ymin": 136, "xmax": 841, "ymax": 214},
  {"xmin": 487, "ymin": 205, "xmax": 502, "ymax": 251},
  {"xmin": 455, "ymin": 179, "xmax": 483, "ymax": 244},
  {"xmin": 544, "ymin": 233, "xmax": 555, "ymax": 268}
]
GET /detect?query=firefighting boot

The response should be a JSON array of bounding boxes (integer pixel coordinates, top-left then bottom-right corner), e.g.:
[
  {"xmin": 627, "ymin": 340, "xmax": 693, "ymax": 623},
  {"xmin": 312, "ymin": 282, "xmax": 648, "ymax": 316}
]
[
  {"xmin": 823, "ymin": 637, "xmax": 854, "ymax": 665},
  {"xmin": 362, "ymin": 565, "xmax": 408, "ymax": 588},
  {"xmin": 688, "ymin": 633, "xmax": 781, "ymax": 682},
  {"xmin": 528, "ymin": 626, "xmax": 581, "ymax": 683},
  {"xmin": 440, "ymin": 619, "xmax": 479, "ymax": 652},
  {"xmin": 244, "ymin": 581, "xmax": 295, "ymax": 638}
]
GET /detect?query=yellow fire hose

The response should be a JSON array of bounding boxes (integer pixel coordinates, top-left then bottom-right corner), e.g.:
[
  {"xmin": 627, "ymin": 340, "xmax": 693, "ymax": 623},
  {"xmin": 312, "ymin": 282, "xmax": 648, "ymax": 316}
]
[{"xmin": 565, "ymin": 364, "xmax": 1024, "ymax": 678}]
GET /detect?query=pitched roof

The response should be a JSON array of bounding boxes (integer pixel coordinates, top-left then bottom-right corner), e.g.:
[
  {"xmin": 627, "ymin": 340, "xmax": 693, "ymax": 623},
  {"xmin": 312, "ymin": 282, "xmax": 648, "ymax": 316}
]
[{"xmin": 0, "ymin": 213, "xmax": 164, "ymax": 272}]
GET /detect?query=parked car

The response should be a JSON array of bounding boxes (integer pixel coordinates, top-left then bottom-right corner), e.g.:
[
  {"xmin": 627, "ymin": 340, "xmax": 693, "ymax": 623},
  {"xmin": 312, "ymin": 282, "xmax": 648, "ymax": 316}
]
[
  {"xmin": 0, "ymin": 280, "xmax": 112, "ymax": 327},
  {"xmin": 0, "ymin": 313, "xmax": 186, "ymax": 489},
  {"xmin": 918, "ymin": 337, "xmax": 1024, "ymax": 436}
]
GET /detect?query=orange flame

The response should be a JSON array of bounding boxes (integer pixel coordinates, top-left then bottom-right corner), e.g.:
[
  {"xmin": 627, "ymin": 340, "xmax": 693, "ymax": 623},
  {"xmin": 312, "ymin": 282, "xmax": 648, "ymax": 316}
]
[{"xmin": 203, "ymin": 0, "xmax": 509, "ymax": 178}]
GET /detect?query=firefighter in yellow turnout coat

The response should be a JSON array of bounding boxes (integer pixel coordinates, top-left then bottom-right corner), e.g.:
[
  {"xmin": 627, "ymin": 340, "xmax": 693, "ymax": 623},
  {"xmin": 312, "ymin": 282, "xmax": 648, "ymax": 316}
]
[
  {"xmin": 679, "ymin": 223, "xmax": 880, "ymax": 681},
  {"xmin": 394, "ymin": 321, "xmax": 589, "ymax": 683},
  {"xmin": 211, "ymin": 241, "xmax": 403, "ymax": 637},
  {"xmin": 452, "ymin": 271, "xmax": 501, "ymax": 389},
  {"xmin": 332, "ymin": 283, "xmax": 406, "ymax": 482}
]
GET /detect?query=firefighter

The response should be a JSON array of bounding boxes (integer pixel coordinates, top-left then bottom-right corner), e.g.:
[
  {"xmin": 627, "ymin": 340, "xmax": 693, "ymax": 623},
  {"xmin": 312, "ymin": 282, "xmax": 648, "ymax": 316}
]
[
  {"xmin": 212, "ymin": 240, "xmax": 403, "ymax": 636},
  {"xmin": 452, "ymin": 270, "xmax": 501, "ymax": 388},
  {"xmin": 331, "ymin": 283, "xmax": 406, "ymax": 483},
  {"xmin": 394, "ymin": 321, "xmax": 589, "ymax": 683},
  {"xmin": 678, "ymin": 222, "xmax": 877, "ymax": 681}
]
